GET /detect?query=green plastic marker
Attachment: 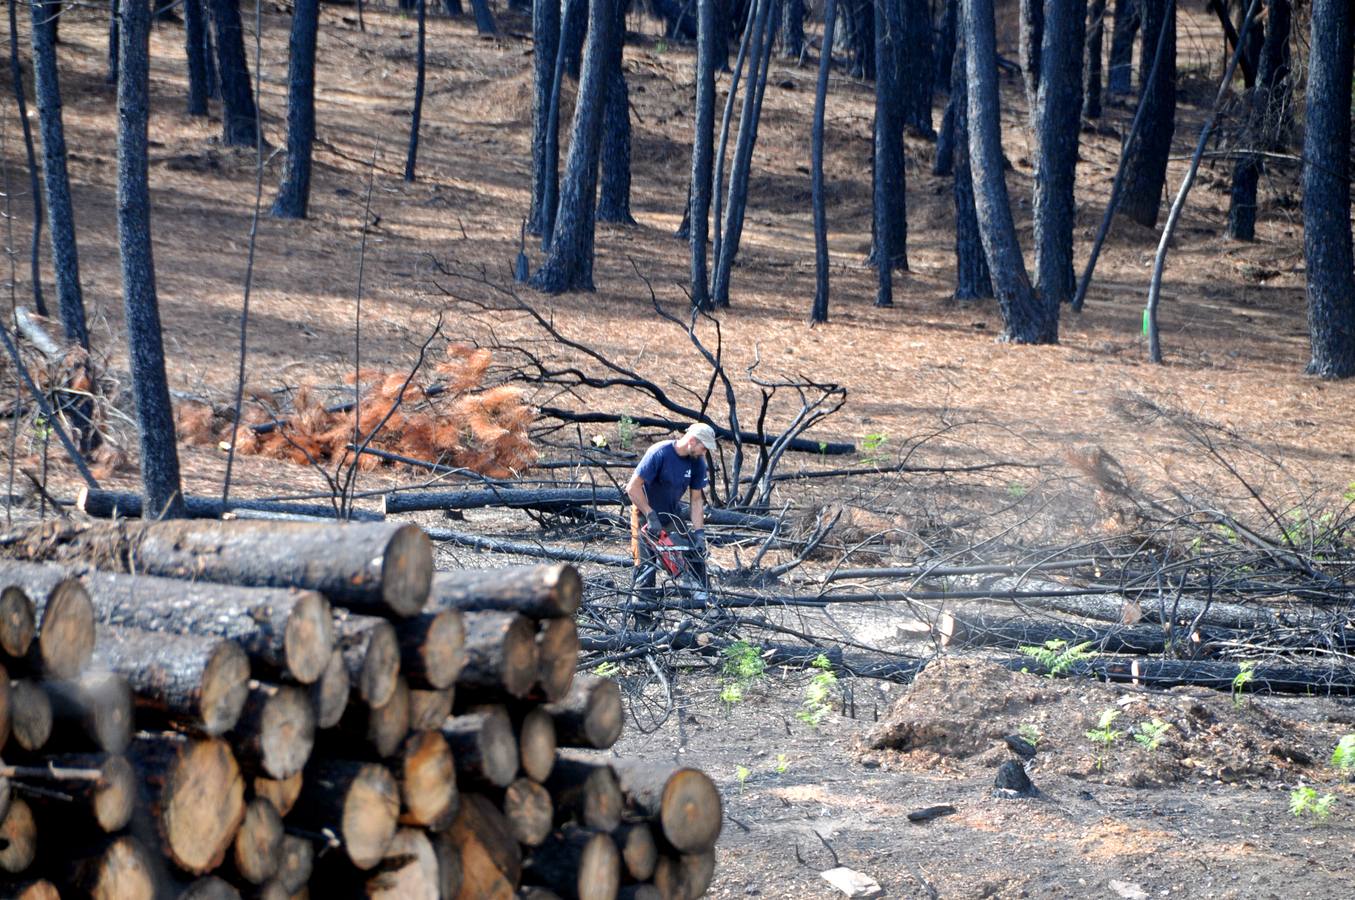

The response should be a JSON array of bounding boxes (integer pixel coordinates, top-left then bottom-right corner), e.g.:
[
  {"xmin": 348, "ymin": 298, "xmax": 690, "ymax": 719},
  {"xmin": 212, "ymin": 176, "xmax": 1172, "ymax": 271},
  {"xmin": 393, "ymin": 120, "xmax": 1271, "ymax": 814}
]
[{"xmin": 1142, "ymin": 308, "xmax": 1150, "ymax": 336}]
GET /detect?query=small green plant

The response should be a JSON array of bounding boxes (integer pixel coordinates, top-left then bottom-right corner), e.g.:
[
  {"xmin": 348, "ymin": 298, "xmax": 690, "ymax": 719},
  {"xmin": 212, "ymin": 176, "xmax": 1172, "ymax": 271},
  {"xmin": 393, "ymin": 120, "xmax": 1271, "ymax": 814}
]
[
  {"xmin": 32, "ymin": 415, "xmax": 51, "ymax": 441},
  {"xmin": 655, "ymin": 39, "xmax": 669, "ymax": 53},
  {"xmin": 1007, "ymin": 482, "xmax": 1028, "ymax": 499},
  {"xmin": 797, "ymin": 654, "xmax": 838, "ymax": 728},
  {"xmin": 1289, "ymin": 785, "xmax": 1337, "ymax": 821},
  {"xmin": 593, "ymin": 661, "xmax": 620, "ymax": 678},
  {"xmin": 1133, "ymin": 718, "xmax": 1172, "ymax": 751},
  {"xmin": 617, "ymin": 415, "xmax": 637, "ymax": 450},
  {"xmin": 1330, "ymin": 734, "xmax": 1355, "ymax": 776},
  {"xmin": 1085, "ymin": 709, "xmax": 1123, "ymax": 770},
  {"xmin": 1343, "ymin": 481, "xmax": 1355, "ymax": 504},
  {"xmin": 1019, "ymin": 639, "xmax": 1098, "ymax": 678},
  {"xmin": 735, "ymin": 764, "xmax": 751, "ymax": 794},
  {"xmin": 1018, "ymin": 723, "xmax": 1042, "ymax": 748},
  {"xmin": 860, "ymin": 432, "xmax": 889, "ymax": 464},
  {"xmin": 773, "ymin": 754, "xmax": 790, "ymax": 775},
  {"xmin": 720, "ymin": 641, "xmax": 765, "ymax": 707},
  {"xmin": 1232, "ymin": 661, "xmax": 1255, "ymax": 708}
]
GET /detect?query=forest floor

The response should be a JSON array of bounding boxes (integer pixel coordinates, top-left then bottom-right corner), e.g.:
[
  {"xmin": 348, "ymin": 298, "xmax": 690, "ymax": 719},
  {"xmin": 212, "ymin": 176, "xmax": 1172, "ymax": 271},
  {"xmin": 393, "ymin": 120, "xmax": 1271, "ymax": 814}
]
[{"xmin": 3, "ymin": 1, "xmax": 1355, "ymax": 896}]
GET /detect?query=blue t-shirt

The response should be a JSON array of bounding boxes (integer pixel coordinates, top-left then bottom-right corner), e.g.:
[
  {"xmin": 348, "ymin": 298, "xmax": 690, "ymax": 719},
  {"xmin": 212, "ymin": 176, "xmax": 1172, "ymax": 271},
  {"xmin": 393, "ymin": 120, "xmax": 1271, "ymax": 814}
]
[{"xmin": 634, "ymin": 440, "xmax": 707, "ymax": 516}]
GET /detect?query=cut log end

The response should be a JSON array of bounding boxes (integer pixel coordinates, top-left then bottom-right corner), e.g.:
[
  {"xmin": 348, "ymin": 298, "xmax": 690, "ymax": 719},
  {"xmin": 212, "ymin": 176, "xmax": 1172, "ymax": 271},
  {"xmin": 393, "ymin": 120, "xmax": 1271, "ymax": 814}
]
[
  {"xmin": 253, "ymin": 772, "xmax": 304, "ymax": 818},
  {"xmin": 536, "ymin": 617, "xmax": 579, "ymax": 702},
  {"xmin": 159, "ymin": 738, "xmax": 247, "ymax": 875},
  {"xmin": 518, "ymin": 707, "xmax": 557, "ymax": 783},
  {"xmin": 284, "ymin": 592, "xmax": 335, "ymax": 685},
  {"xmin": 502, "ymin": 777, "xmax": 553, "ymax": 847},
  {"xmin": 0, "ymin": 796, "xmax": 37, "ymax": 873},
  {"xmin": 408, "ymin": 688, "xmax": 453, "ymax": 732},
  {"xmin": 81, "ymin": 836, "xmax": 158, "ymax": 900},
  {"xmin": 577, "ymin": 831, "xmax": 621, "ymax": 900},
  {"xmin": 12, "ymin": 880, "xmax": 59, "ymax": 900},
  {"xmin": 460, "ymin": 611, "xmax": 538, "ymax": 699},
  {"xmin": 341, "ymin": 763, "xmax": 401, "ymax": 870},
  {"xmin": 0, "ymin": 586, "xmax": 36, "ymax": 659},
  {"xmin": 399, "ymin": 730, "xmax": 459, "ymax": 831},
  {"xmin": 653, "ymin": 851, "xmax": 715, "ymax": 900},
  {"xmin": 310, "ymin": 648, "xmax": 350, "ymax": 729},
  {"xmin": 38, "ymin": 578, "xmax": 95, "ymax": 680},
  {"xmin": 11, "ymin": 679, "xmax": 53, "ymax": 751},
  {"xmin": 659, "ymin": 769, "xmax": 723, "ymax": 855},
  {"xmin": 382, "ymin": 524, "xmax": 435, "ymax": 617},
  {"xmin": 354, "ymin": 618, "xmax": 401, "ymax": 708},
  {"xmin": 546, "ymin": 675, "xmax": 622, "ymax": 750},
  {"xmin": 543, "ymin": 563, "xmax": 583, "ymax": 616},
  {"xmin": 443, "ymin": 707, "xmax": 519, "ymax": 789},
  {"xmin": 244, "ymin": 684, "xmax": 317, "ymax": 780},
  {"xmin": 201, "ymin": 640, "xmax": 252, "ymax": 736},
  {"xmin": 277, "ymin": 834, "xmax": 314, "ymax": 894},
  {"xmin": 92, "ymin": 755, "xmax": 136, "ymax": 834},
  {"xmin": 616, "ymin": 822, "xmax": 658, "ymax": 881},
  {"xmin": 405, "ymin": 609, "xmax": 466, "ymax": 690},
  {"xmin": 234, "ymin": 797, "xmax": 285, "ymax": 885}
]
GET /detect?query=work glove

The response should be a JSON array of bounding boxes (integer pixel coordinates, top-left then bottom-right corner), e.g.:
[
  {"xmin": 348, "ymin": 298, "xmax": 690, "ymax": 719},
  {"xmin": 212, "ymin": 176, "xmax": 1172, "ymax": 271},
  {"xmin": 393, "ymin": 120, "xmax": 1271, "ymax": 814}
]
[
  {"xmin": 692, "ymin": 528, "xmax": 707, "ymax": 556},
  {"xmin": 645, "ymin": 511, "xmax": 663, "ymax": 535}
]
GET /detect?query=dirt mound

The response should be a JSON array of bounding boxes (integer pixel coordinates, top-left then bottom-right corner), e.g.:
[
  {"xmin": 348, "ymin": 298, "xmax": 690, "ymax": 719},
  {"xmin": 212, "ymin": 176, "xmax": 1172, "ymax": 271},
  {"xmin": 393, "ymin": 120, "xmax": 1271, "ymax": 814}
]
[{"xmin": 861, "ymin": 658, "xmax": 1347, "ymax": 788}]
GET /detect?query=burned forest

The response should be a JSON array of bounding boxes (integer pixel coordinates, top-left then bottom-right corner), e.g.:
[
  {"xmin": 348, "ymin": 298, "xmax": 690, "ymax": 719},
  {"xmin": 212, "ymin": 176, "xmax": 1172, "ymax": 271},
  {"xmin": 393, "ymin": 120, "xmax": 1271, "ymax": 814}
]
[{"xmin": 1, "ymin": 0, "xmax": 1355, "ymax": 894}]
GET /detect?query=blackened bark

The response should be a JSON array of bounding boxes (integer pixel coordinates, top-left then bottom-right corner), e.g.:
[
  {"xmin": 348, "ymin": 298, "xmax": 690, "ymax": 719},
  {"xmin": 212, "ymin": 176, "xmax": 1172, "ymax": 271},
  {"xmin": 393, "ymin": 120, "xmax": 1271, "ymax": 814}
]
[
  {"xmin": 870, "ymin": 0, "xmax": 906, "ymax": 270},
  {"xmin": 1082, "ymin": 0, "xmax": 1103, "ymax": 118},
  {"xmin": 1019, "ymin": 0, "xmax": 1042, "ymax": 109},
  {"xmin": 1105, "ymin": 0, "xmax": 1136, "ymax": 95},
  {"xmin": 872, "ymin": 0, "xmax": 893, "ymax": 307},
  {"xmin": 934, "ymin": 0, "xmax": 956, "ymax": 97},
  {"xmin": 442, "ymin": 0, "xmax": 462, "ymax": 14},
  {"xmin": 779, "ymin": 0, "xmax": 803, "ymax": 58},
  {"xmin": 838, "ymin": 0, "xmax": 873, "ymax": 78},
  {"xmin": 208, "ymin": 0, "xmax": 258, "ymax": 147},
  {"xmin": 203, "ymin": 7, "xmax": 219, "ymax": 99},
  {"xmin": 1227, "ymin": 0, "xmax": 1288, "ymax": 240},
  {"xmin": 809, "ymin": 0, "xmax": 837, "ymax": 323},
  {"xmin": 1033, "ymin": 0, "xmax": 1084, "ymax": 306},
  {"xmin": 934, "ymin": 91, "xmax": 955, "ymax": 176},
  {"xmin": 901, "ymin": 0, "xmax": 932, "ymax": 134},
  {"xmin": 469, "ymin": 0, "xmax": 497, "ymax": 32},
  {"xmin": 404, "ymin": 0, "xmax": 427, "ymax": 182},
  {"xmin": 560, "ymin": 0, "xmax": 587, "ymax": 78},
  {"xmin": 1117, "ymin": 0, "xmax": 1173, "ymax": 228},
  {"xmin": 529, "ymin": 0, "xmax": 561, "ymax": 234},
  {"xmin": 690, "ymin": 0, "xmax": 718, "ymax": 309},
  {"xmin": 106, "ymin": 0, "xmax": 118, "ymax": 85},
  {"xmin": 117, "ymin": 0, "xmax": 186, "ymax": 517},
  {"xmin": 950, "ymin": 33, "xmax": 991, "ymax": 301},
  {"xmin": 183, "ymin": 0, "xmax": 210, "ymax": 115},
  {"xmin": 271, "ymin": 0, "xmax": 319, "ymax": 218},
  {"xmin": 7, "ymin": 0, "xmax": 46, "ymax": 316},
  {"xmin": 530, "ymin": 0, "xmax": 616, "ymax": 294},
  {"xmin": 963, "ymin": 0, "xmax": 1053, "ymax": 342},
  {"xmin": 30, "ymin": 0, "xmax": 88, "ymax": 348},
  {"xmin": 541, "ymin": 0, "xmax": 585, "ymax": 245},
  {"xmin": 710, "ymin": 9, "xmax": 756, "ymax": 271},
  {"xmin": 597, "ymin": 0, "xmax": 634, "ymax": 224},
  {"xmin": 711, "ymin": 0, "xmax": 775, "ymax": 307},
  {"xmin": 1301, "ymin": 0, "xmax": 1355, "ymax": 378}
]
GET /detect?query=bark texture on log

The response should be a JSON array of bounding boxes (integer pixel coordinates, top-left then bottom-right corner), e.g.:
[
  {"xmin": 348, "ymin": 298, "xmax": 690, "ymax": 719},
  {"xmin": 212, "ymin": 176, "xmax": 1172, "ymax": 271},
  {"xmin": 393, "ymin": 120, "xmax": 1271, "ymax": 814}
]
[
  {"xmin": 611, "ymin": 760, "xmax": 723, "ymax": 854},
  {"xmin": 547, "ymin": 753, "xmax": 623, "ymax": 832},
  {"xmin": 441, "ymin": 707, "xmax": 520, "ymax": 788},
  {"xmin": 427, "ymin": 565, "xmax": 582, "ymax": 619},
  {"xmin": 523, "ymin": 827, "xmax": 620, "ymax": 900},
  {"xmin": 458, "ymin": 611, "xmax": 539, "ymax": 699},
  {"xmin": 544, "ymin": 674, "xmax": 623, "ymax": 750},
  {"xmin": 334, "ymin": 611, "xmax": 402, "ymax": 708},
  {"xmin": 395, "ymin": 609, "xmax": 465, "ymax": 691},
  {"xmin": 230, "ymin": 682, "xmax": 316, "ymax": 779}
]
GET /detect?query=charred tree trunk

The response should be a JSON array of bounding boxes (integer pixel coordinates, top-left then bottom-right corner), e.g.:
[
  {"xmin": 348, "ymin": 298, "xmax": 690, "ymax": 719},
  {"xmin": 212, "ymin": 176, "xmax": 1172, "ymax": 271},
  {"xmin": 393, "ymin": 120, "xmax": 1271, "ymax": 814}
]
[
  {"xmin": 106, "ymin": 0, "xmax": 119, "ymax": 85},
  {"xmin": 271, "ymin": 0, "xmax": 319, "ymax": 217},
  {"xmin": 950, "ymin": 31, "xmax": 992, "ymax": 301},
  {"xmin": 1116, "ymin": 0, "xmax": 1174, "ymax": 227},
  {"xmin": 403, "ymin": 0, "xmax": 427, "ymax": 182},
  {"xmin": 1301, "ymin": 0, "xmax": 1355, "ymax": 378},
  {"xmin": 333, "ymin": 612, "xmax": 401, "ymax": 707},
  {"xmin": 900, "ymin": 0, "xmax": 933, "ymax": 134},
  {"xmin": 780, "ymin": 0, "xmax": 803, "ymax": 57},
  {"xmin": 934, "ymin": 0, "xmax": 956, "ymax": 99},
  {"xmin": 529, "ymin": 0, "xmax": 561, "ymax": 234},
  {"xmin": 469, "ymin": 0, "xmax": 497, "ymax": 33},
  {"xmin": 7, "ymin": 0, "xmax": 45, "ymax": 317},
  {"xmin": 838, "ymin": 0, "xmax": 874, "ymax": 78},
  {"xmin": 609, "ymin": 759, "xmax": 723, "ymax": 853},
  {"xmin": 963, "ymin": 0, "xmax": 1053, "ymax": 342},
  {"xmin": 1082, "ymin": 0, "xmax": 1103, "ymax": 118},
  {"xmin": 457, "ymin": 610, "xmax": 539, "ymax": 699},
  {"xmin": 542, "ymin": 673, "xmax": 623, "ymax": 748},
  {"xmin": 1227, "ymin": 0, "xmax": 1289, "ymax": 241},
  {"xmin": 1019, "ymin": 0, "xmax": 1042, "ymax": 110},
  {"xmin": 870, "ymin": 0, "xmax": 907, "ymax": 300},
  {"xmin": 1106, "ymin": 0, "xmax": 1137, "ymax": 95},
  {"xmin": 116, "ymin": 0, "xmax": 186, "ymax": 519},
  {"xmin": 530, "ymin": 0, "xmax": 617, "ymax": 294},
  {"xmin": 1033, "ymin": 0, "xmax": 1084, "ymax": 306},
  {"xmin": 597, "ymin": 0, "xmax": 634, "ymax": 224},
  {"xmin": 689, "ymin": 0, "xmax": 717, "ymax": 309},
  {"xmin": 30, "ymin": 0, "xmax": 88, "ymax": 350},
  {"xmin": 441, "ymin": 707, "xmax": 520, "ymax": 788},
  {"xmin": 183, "ymin": 0, "xmax": 210, "ymax": 115},
  {"xmin": 808, "ymin": 0, "xmax": 837, "ymax": 323},
  {"xmin": 208, "ymin": 0, "xmax": 259, "ymax": 147}
]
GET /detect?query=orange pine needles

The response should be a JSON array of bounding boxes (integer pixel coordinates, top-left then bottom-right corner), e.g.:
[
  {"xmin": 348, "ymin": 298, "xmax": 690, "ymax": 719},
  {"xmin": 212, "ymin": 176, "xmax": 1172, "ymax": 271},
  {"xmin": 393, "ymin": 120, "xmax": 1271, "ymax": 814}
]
[{"xmin": 177, "ymin": 345, "xmax": 537, "ymax": 477}]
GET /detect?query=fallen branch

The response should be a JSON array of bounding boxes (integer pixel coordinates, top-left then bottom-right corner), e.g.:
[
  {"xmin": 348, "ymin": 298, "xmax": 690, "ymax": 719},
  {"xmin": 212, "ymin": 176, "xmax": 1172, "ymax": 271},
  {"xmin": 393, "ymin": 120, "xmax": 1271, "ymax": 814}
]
[
  {"xmin": 77, "ymin": 488, "xmax": 384, "ymax": 522},
  {"xmin": 425, "ymin": 528, "xmax": 635, "ymax": 567},
  {"xmin": 385, "ymin": 488, "xmax": 780, "ymax": 529},
  {"xmin": 537, "ymin": 406, "xmax": 855, "ymax": 456}
]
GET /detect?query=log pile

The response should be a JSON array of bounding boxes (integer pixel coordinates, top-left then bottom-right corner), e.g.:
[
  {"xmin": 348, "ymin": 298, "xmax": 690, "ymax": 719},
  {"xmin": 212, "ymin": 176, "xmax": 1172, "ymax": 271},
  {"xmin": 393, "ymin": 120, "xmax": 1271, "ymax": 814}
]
[{"xmin": 0, "ymin": 520, "xmax": 722, "ymax": 899}]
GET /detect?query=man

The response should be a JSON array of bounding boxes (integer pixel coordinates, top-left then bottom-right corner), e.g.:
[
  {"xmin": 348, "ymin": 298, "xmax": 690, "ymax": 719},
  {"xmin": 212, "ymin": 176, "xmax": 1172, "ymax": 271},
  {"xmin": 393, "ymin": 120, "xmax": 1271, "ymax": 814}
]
[{"xmin": 626, "ymin": 422, "xmax": 717, "ymax": 592}]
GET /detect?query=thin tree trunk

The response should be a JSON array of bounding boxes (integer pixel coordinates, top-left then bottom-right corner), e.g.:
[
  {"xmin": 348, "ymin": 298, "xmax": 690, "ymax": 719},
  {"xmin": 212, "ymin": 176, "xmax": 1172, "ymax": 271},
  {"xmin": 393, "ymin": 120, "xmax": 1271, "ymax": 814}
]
[
  {"xmin": 271, "ymin": 0, "xmax": 319, "ymax": 218},
  {"xmin": 780, "ymin": 0, "xmax": 803, "ymax": 58},
  {"xmin": 1116, "ymin": 0, "xmax": 1173, "ymax": 228},
  {"xmin": 690, "ymin": 0, "xmax": 718, "ymax": 309},
  {"xmin": 1082, "ymin": 0, "xmax": 1103, "ymax": 118},
  {"xmin": 872, "ymin": 0, "xmax": 895, "ymax": 307},
  {"xmin": 540, "ymin": 0, "xmax": 584, "ymax": 248},
  {"xmin": 208, "ymin": 0, "xmax": 259, "ymax": 147},
  {"xmin": 809, "ymin": 0, "xmax": 837, "ymax": 324},
  {"xmin": 597, "ymin": 0, "xmax": 634, "ymax": 224},
  {"xmin": 1019, "ymin": 0, "xmax": 1042, "ymax": 110},
  {"xmin": 950, "ymin": 29, "xmax": 991, "ymax": 301},
  {"xmin": 404, "ymin": 0, "xmax": 427, "ymax": 182},
  {"xmin": 933, "ymin": 0, "xmax": 956, "ymax": 99},
  {"xmin": 1032, "ymin": 0, "xmax": 1084, "ymax": 306},
  {"xmin": 8, "ymin": 0, "xmax": 46, "ymax": 317},
  {"xmin": 469, "ymin": 0, "xmax": 497, "ymax": 33},
  {"xmin": 1301, "ymin": 0, "xmax": 1355, "ymax": 378},
  {"xmin": 529, "ymin": 0, "xmax": 560, "ymax": 235},
  {"xmin": 963, "ymin": 0, "xmax": 1053, "ymax": 342},
  {"xmin": 183, "ymin": 0, "xmax": 210, "ymax": 115},
  {"xmin": 530, "ymin": 0, "xmax": 617, "ymax": 294},
  {"xmin": 1106, "ymin": 0, "xmax": 1136, "ymax": 95},
  {"xmin": 710, "ymin": 10, "xmax": 755, "ymax": 279},
  {"xmin": 901, "ymin": 0, "xmax": 933, "ymax": 134},
  {"xmin": 116, "ymin": 0, "xmax": 186, "ymax": 518},
  {"xmin": 1227, "ymin": 0, "xmax": 1289, "ymax": 240},
  {"xmin": 106, "ymin": 0, "xmax": 118, "ymax": 85}
]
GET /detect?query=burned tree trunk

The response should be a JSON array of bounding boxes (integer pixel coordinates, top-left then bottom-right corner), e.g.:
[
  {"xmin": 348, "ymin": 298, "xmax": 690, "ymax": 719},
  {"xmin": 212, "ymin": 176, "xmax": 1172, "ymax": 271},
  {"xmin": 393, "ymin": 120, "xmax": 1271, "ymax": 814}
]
[
  {"xmin": 950, "ymin": 31, "xmax": 992, "ymax": 301},
  {"xmin": 689, "ymin": 0, "xmax": 717, "ymax": 309},
  {"xmin": 7, "ymin": 0, "xmax": 45, "ymax": 317},
  {"xmin": 208, "ymin": 0, "xmax": 258, "ymax": 146},
  {"xmin": 963, "ymin": 0, "xmax": 1054, "ymax": 342},
  {"xmin": 1301, "ymin": 0, "xmax": 1355, "ymax": 378},
  {"xmin": 901, "ymin": 0, "xmax": 933, "ymax": 135},
  {"xmin": 441, "ymin": 707, "xmax": 520, "ymax": 788},
  {"xmin": 1227, "ymin": 0, "xmax": 1289, "ymax": 241},
  {"xmin": 403, "ymin": 0, "xmax": 427, "ymax": 182},
  {"xmin": 1032, "ymin": 0, "xmax": 1085, "ymax": 306},
  {"xmin": 597, "ymin": 0, "xmax": 634, "ymax": 224},
  {"xmin": 870, "ymin": 0, "xmax": 907, "ymax": 303},
  {"xmin": 291, "ymin": 760, "xmax": 399, "ymax": 870},
  {"xmin": 457, "ymin": 611, "xmax": 539, "ymax": 699},
  {"xmin": 1117, "ymin": 0, "xmax": 1174, "ymax": 227},
  {"xmin": 117, "ymin": 0, "xmax": 186, "ymax": 518},
  {"xmin": 334, "ymin": 611, "xmax": 401, "ymax": 707},
  {"xmin": 427, "ymin": 565, "xmax": 582, "ymax": 619},
  {"xmin": 183, "ymin": 0, "xmax": 210, "ymax": 115},
  {"xmin": 542, "ymin": 673, "xmax": 623, "ymax": 748},
  {"xmin": 1082, "ymin": 0, "xmax": 1104, "ymax": 118},
  {"xmin": 530, "ymin": 0, "xmax": 561, "ymax": 234},
  {"xmin": 809, "ymin": 0, "xmax": 837, "ymax": 323},
  {"xmin": 272, "ymin": 0, "xmax": 320, "ymax": 217},
  {"xmin": 1019, "ymin": 0, "xmax": 1042, "ymax": 110},
  {"xmin": 1106, "ymin": 0, "xmax": 1137, "ymax": 95},
  {"xmin": 531, "ymin": 0, "xmax": 616, "ymax": 293}
]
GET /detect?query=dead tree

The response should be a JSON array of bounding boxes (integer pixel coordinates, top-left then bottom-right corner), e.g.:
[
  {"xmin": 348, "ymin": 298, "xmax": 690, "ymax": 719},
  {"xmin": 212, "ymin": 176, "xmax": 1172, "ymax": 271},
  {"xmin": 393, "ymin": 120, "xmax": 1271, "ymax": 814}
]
[
  {"xmin": 7, "ymin": 0, "xmax": 45, "ymax": 316},
  {"xmin": 1117, "ymin": 0, "xmax": 1174, "ymax": 228},
  {"xmin": 272, "ymin": 0, "xmax": 320, "ymax": 217}
]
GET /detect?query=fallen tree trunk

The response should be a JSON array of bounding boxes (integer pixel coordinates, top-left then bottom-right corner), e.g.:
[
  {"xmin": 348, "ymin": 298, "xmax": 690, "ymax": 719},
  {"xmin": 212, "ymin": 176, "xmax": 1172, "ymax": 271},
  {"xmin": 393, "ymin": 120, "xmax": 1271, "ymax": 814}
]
[
  {"xmin": 3, "ymin": 520, "xmax": 432, "ymax": 618},
  {"xmin": 999, "ymin": 655, "xmax": 1355, "ymax": 695},
  {"xmin": 536, "ymin": 406, "xmax": 856, "ymax": 455},
  {"xmin": 939, "ymin": 611, "xmax": 1177, "ymax": 655},
  {"xmin": 0, "ymin": 560, "xmax": 334, "ymax": 685},
  {"xmin": 424, "ymin": 529, "xmax": 634, "ymax": 568},
  {"xmin": 388, "ymin": 489, "xmax": 778, "ymax": 530},
  {"xmin": 77, "ymin": 488, "xmax": 385, "ymax": 522},
  {"xmin": 427, "ymin": 565, "xmax": 582, "ymax": 619}
]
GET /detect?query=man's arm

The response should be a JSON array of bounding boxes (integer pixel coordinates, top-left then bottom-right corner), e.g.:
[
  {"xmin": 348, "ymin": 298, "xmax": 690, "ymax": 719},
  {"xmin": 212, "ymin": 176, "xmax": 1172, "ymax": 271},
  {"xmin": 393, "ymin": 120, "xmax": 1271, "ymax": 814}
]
[
  {"xmin": 689, "ymin": 488, "xmax": 704, "ymax": 528},
  {"xmin": 626, "ymin": 473, "xmax": 651, "ymax": 515}
]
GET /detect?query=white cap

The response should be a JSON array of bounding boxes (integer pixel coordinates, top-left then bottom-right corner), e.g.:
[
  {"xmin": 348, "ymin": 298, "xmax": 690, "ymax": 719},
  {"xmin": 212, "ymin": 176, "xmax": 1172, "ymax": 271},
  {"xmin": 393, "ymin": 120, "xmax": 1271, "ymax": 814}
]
[{"xmin": 685, "ymin": 422, "xmax": 717, "ymax": 452}]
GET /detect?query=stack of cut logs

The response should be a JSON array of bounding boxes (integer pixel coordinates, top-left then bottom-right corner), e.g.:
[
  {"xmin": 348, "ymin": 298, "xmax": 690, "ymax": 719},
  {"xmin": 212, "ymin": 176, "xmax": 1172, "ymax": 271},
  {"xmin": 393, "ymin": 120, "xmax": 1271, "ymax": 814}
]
[{"xmin": 0, "ymin": 520, "xmax": 721, "ymax": 899}]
